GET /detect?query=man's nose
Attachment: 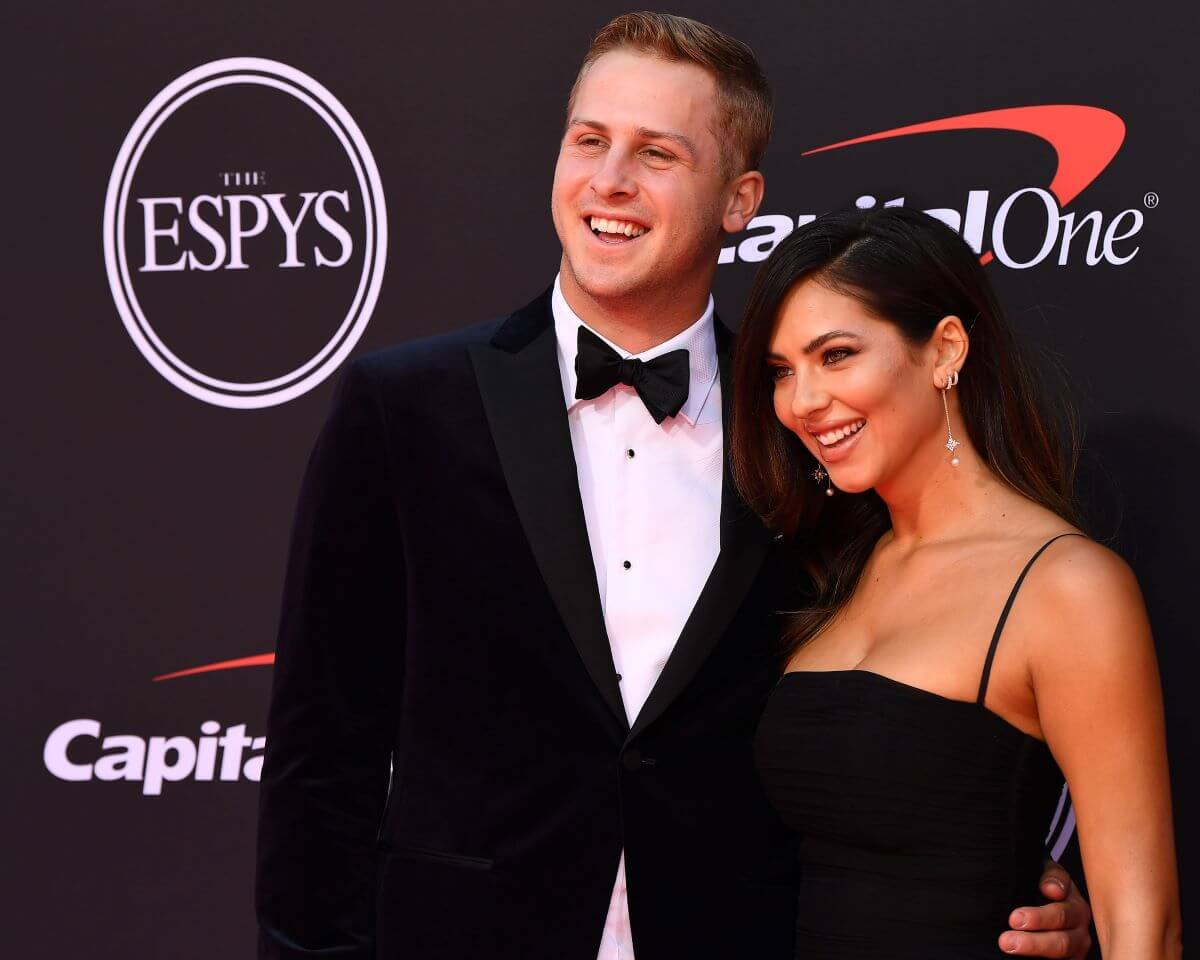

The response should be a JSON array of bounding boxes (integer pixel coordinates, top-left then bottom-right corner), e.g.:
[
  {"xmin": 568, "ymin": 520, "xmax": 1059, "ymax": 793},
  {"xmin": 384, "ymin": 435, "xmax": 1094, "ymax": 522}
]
[{"xmin": 589, "ymin": 148, "xmax": 638, "ymax": 199}]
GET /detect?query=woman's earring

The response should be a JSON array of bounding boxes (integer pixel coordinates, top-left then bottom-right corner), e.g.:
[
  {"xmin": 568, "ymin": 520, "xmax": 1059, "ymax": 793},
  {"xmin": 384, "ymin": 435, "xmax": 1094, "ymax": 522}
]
[
  {"xmin": 941, "ymin": 369, "xmax": 961, "ymax": 467},
  {"xmin": 811, "ymin": 464, "xmax": 834, "ymax": 496}
]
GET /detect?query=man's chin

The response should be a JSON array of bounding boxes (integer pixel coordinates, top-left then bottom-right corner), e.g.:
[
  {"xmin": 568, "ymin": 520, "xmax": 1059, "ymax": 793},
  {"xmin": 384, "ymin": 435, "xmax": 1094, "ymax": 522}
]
[{"xmin": 564, "ymin": 259, "xmax": 657, "ymax": 305}]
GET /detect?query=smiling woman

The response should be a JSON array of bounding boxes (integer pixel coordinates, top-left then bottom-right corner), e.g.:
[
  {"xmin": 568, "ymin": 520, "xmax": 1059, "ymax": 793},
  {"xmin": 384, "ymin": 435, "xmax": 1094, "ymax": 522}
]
[
  {"xmin": 731, "ymin": 205, "xmax": 1082, "ymax": 585},
  {"xmin": 730, "ymin": 206, "xmax": 1181, "ymax": 960}
]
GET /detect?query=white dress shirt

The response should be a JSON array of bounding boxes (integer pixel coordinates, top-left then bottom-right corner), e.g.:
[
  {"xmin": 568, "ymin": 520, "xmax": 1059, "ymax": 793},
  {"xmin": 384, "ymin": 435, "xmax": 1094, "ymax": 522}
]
[{"xmin": 551, "ymin": 275, "xmax": 724, "ymax": 960}]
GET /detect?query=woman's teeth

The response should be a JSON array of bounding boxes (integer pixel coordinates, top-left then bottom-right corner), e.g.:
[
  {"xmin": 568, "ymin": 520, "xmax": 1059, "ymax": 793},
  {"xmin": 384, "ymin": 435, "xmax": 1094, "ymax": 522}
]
[
  {"xmin": 590, "ymin": 216, "xmax": 647, "ymax": 238},
  {"xmin": 815, "ymin": 419, "xmax": 867, "ymax": 446}
]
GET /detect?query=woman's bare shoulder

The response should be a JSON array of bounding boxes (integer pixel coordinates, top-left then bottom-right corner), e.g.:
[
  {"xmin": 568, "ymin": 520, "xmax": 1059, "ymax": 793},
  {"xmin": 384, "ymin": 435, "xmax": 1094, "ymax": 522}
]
[
  {"xmin": 1017, "ymin": 532, "xmax": 1151, "ymax": 667},
  {"xmin": 985, "ymin": 493, "xmax": 1135, "ymax": 608},
  {"xmin": 1028, "ymin": 533, "xmax": 1139, "ymax": 604}
]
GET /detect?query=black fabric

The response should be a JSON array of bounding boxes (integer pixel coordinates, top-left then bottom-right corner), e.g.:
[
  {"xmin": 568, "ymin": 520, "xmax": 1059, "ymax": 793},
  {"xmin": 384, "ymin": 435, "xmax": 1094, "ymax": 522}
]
[
  {"xmin": 574, "ymin": 325, "xmax": 691, "ymax": 423},
  {"xmin": 754, "ymin": 538, "xmax": 1073, "ymax": 959},
  {"xmin": 256, "ymin": 287, "xmax": 800, "ymax": 960}
]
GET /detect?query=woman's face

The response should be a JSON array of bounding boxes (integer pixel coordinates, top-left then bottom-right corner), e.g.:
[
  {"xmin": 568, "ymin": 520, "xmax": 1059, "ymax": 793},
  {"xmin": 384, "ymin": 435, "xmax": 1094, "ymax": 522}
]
[{"xmin": 767, "ymin": 278, "xmax": 946, "ymax": 496}]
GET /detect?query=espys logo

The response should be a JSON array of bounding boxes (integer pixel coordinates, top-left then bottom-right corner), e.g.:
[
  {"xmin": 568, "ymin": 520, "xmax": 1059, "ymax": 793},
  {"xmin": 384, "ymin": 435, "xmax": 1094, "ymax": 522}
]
[
  {"xmin": 102, "ymin": 58, "xmax": 387, "ymax": 408},
  {"xmin": 720, "ymin": 105, "xmax": 1147, "ymax": 269}
]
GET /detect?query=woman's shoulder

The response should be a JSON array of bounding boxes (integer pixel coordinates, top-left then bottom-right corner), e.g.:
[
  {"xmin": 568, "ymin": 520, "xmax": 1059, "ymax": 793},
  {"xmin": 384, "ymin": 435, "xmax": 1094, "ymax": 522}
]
[
  {"xmin": 1024, "ymin": 531, "xmax": 1140, "ymax": 607},
  {"xmin": 986, "ymin": 493, "xmax": 1138, "ymax": 609},
  {"xmin": 1012, "ymin": 529, "xmax": 1151, "ymax": 668}
]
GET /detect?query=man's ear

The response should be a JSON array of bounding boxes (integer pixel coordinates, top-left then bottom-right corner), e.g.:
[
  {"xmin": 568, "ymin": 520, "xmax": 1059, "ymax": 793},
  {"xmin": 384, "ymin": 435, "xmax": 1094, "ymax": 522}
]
[{"xmin": 723, "ymin": 170, "xmax": 765, "ymax": 234}]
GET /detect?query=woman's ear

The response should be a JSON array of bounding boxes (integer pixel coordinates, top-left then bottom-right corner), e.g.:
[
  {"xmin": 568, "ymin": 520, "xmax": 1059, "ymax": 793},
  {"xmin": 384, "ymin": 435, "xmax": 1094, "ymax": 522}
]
[{"xmin": 931, "ymin": 315, "xmax": 970, "ymax": 388}]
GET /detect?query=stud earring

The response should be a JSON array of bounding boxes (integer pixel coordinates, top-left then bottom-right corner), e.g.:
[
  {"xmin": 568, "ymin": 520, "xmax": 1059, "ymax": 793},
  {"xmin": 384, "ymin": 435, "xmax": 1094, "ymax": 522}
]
[
  {"xmin": 812, "ymin": 464, "xmax": 834, "ymax": 496},
  {"xmin": 941, "ymin": 369, "xmax": 961, "ymax": 466}
]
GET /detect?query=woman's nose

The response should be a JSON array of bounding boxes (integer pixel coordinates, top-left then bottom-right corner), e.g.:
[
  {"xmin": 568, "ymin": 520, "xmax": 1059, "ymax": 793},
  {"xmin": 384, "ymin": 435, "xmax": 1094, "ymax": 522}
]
[{"xmin": 789, "ymin": 371, "xmax": 831, "ymax": 422}]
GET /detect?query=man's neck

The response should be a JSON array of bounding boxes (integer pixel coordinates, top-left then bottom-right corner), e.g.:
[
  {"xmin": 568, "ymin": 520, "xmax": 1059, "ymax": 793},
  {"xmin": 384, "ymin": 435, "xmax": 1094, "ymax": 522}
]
[{"xmin": 558, "ymin": 260, "xmax": 714, "ymax": 355}]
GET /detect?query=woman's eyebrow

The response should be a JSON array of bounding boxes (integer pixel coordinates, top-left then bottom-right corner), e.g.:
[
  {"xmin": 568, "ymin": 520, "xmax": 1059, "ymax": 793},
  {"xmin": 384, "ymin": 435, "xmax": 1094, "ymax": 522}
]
[{"xmin": 802, "ymin": 330, "xmax": 861, "ymax": 354}]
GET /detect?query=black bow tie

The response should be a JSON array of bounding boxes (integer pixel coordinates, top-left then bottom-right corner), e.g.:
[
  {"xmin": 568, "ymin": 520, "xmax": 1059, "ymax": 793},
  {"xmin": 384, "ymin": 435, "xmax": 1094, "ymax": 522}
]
[{"xmin": 574, "ymin": 326, "xmax": 690, "ymax": 424}]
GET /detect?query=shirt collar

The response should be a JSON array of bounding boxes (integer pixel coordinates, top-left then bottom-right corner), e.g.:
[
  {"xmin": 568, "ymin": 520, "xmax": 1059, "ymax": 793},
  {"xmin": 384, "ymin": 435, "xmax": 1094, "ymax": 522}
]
[{"xmin": 551, "ymin": 273, "xmax": 719, "ymax": 426}]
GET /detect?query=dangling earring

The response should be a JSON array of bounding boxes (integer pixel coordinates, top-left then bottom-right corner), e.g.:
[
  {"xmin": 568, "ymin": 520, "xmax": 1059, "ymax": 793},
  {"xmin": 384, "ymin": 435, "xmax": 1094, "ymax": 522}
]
[
  {"xmin": 941, "ymin": 369, "xmax": 961, "ymax": 467},
  {"xmin": 812, "ymin": 464, "xmax": 834, "ymax": 496}
]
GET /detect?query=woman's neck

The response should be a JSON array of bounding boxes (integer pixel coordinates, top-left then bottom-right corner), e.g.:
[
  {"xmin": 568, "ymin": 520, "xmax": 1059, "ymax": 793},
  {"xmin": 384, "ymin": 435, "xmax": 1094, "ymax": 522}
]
[{"xmin": 877, "ymin": 441, "xmax": 1018, "ymax": 551}]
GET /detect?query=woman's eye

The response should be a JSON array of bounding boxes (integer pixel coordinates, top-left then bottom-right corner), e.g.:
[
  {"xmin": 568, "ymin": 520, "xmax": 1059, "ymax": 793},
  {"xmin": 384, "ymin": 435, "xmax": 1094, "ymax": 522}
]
[
  {"xmin": 770, "ymin": 366, "xmax": 793, "ymax": 381},
  {"xmin": 823, "ymin": 347, "xmax": 854, "ymax": 365}
]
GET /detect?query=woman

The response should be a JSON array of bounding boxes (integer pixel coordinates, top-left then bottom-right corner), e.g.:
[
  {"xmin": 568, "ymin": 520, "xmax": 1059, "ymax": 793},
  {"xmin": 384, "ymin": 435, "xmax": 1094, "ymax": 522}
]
[{"xmin": 731, "ymin": 207, "xmax": 1180, "ymax": 959}]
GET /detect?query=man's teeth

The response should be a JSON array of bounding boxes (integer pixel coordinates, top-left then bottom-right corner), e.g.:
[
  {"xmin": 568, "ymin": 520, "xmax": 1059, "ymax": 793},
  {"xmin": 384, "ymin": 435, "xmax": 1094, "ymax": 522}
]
[
  {"xmin": 815, "ymin": 419, "xmax": 867, "ymax": 446},
  {"xmin": 590, "ymin": 216, "xmax": 647, "ymax": 238}
]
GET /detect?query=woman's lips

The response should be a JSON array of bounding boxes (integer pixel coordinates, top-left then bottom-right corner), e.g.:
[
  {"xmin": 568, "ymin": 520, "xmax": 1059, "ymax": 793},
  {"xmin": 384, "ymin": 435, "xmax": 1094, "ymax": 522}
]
[{"xmin": 815, "ymin": 422, "xmax": 866, "ymax": 464}]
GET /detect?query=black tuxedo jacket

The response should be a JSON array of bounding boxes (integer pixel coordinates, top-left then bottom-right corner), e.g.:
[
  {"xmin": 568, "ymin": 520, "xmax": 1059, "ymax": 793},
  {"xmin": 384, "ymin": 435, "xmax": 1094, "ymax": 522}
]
[{"xmin": 256, "ymin": 289, "xmax": 799, "ymax": 959}]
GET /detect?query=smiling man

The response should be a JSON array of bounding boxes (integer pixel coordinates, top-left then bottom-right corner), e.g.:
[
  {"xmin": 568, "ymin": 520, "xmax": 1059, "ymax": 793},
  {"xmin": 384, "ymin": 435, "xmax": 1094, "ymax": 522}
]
[{"xmin": 256, "ymin": 13, "xmax": 1093, "ymax": 960}]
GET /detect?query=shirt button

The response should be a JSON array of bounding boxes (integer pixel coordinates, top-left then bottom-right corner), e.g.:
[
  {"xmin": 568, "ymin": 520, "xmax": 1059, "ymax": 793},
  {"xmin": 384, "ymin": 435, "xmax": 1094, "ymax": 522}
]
[
  {"xmin": 626, "ymin": 448, "xmax": 635, "ymax": 459},
  {"xmin": 623, "ymin": 560, "xmax": 631, "ymax": 570}
]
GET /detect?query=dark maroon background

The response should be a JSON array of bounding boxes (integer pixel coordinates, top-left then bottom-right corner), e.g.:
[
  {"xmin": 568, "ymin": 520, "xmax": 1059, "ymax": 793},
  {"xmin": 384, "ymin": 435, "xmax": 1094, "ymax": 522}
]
[{"xmin": 4, "ymin": 1, "xmax": 1194, "ymax": 955}]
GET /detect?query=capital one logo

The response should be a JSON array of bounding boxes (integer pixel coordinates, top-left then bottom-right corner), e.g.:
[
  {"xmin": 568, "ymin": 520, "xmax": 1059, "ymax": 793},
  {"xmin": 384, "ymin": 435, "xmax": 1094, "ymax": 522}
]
[
  {"xmin": 103, "ymin": 58, "xmax": 387, "ymax": 408},
  {"xmin": 722, "ymin": 104, "xmax": 1148, "ymax": 269}
]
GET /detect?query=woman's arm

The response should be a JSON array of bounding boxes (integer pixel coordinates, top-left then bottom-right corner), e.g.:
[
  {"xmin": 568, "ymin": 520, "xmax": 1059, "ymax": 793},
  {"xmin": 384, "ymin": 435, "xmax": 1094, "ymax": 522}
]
[{"xmin": 1028, "ymin": 538, "xmax": 1181, "ymax": 959}]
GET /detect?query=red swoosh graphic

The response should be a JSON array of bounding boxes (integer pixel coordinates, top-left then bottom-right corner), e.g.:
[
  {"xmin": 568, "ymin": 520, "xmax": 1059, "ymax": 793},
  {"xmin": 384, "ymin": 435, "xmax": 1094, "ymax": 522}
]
[
  {"xmin": 153, "ymin": 652, "xmax": 275, "ymax": 681},
  {"xmin": 802, "ymin": 105, "xmax": 1126, "ymax": 264}
]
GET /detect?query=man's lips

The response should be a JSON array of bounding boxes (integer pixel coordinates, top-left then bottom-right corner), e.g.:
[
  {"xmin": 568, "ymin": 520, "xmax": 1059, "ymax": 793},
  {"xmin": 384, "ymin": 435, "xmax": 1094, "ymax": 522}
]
[{"xmin": 583, "ymin": 214, "xmax": 650, "ymax": 246}]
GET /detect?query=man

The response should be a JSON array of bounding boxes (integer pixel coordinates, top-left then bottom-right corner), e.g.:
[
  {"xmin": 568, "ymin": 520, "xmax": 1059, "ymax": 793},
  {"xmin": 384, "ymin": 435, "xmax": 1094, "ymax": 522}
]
[{"xmin": 256, "ymin": 13, "xmax": 1093, "ymax": 959}]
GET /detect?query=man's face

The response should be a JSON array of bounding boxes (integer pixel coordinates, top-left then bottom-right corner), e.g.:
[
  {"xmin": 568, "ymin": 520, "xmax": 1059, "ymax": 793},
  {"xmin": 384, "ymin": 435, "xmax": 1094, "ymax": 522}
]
[{"xmin": 552, "ymin": 50, "xmax": 735, "ymax": 305}]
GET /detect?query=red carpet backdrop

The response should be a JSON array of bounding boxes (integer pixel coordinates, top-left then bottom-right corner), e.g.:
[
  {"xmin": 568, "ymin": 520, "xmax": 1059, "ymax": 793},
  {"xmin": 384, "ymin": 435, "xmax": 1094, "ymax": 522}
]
[{"xmin": 4, "ymin": 1, "xmax": 1194, "ymax": 956}]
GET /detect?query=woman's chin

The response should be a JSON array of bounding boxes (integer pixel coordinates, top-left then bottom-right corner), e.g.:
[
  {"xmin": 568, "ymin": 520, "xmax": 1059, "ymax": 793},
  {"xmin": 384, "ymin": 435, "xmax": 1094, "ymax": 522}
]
[{"xmin": 827, "ymin": 471, "xmax": 874, "ymax": 496}]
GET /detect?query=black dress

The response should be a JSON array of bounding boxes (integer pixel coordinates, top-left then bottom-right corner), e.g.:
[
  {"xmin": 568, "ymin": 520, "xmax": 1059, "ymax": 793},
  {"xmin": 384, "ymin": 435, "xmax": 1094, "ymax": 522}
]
[{"xmin": 755, "ymin": 534, "xmax": 1080, "ymax": 959}]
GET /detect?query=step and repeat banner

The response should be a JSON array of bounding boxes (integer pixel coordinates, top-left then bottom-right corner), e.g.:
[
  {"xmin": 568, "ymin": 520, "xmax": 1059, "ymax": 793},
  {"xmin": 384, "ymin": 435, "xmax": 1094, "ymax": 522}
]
[{"xmin": 6, "ymin": 2, "xmax": 1194, "ymax": 956}]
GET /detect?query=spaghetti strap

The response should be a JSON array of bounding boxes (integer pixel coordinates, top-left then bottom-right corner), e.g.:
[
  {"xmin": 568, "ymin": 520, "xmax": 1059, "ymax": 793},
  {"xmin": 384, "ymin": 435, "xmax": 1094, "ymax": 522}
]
[{"xmin": 976, "ymin": 533, "xmax": 1086, "ymax": 705}]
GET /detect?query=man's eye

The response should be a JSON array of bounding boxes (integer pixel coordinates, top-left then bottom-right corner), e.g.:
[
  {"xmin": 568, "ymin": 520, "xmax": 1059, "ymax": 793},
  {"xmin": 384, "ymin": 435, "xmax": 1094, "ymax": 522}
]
[
  {"xmin": 823, "ymin": 347, "xmax": 854, "ymax": 365},
  {"xmin": 577, "ymin": 137, "xmax": 605, "ymax": 148},
  {"xmin": 642, "ymin": 148, "xmax": 672, "ymax": 161}
]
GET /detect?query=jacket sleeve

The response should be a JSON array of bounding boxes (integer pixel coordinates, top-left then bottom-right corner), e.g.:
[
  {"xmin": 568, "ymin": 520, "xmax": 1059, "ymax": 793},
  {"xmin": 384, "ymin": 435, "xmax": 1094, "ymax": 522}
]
[{"xmin": 256, "ymin": 359, "xmax": 405, "ymax": 958}]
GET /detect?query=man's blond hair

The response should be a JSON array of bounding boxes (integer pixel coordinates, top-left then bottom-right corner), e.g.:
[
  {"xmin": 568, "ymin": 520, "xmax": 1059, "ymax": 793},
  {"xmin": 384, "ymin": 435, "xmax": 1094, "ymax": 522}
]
[{"xmin": 567, "ymin": 11, "xmax": 773, "ymax": 179}]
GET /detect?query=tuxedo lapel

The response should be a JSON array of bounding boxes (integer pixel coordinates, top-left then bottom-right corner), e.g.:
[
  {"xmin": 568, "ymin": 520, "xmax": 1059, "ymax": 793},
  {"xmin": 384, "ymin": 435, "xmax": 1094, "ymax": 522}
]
[
  {"xmin": 626, "ymin": 320, "xmax": 773, "ymax": 743},
  {"xmin": 469, "ymin": 290, "xmax": 628, "ymax": 731}
]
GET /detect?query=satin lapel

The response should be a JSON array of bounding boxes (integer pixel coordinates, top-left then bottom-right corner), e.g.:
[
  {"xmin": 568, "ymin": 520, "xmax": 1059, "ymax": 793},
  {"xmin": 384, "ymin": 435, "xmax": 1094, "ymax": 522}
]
[
  {"xmin": 468, "ymin": 292, "xmax": 628, "ymax": 731},
  {"xmin": 626, "ymin": 323, "xmax": 773, "ymax": 743}
]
